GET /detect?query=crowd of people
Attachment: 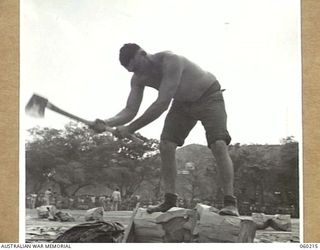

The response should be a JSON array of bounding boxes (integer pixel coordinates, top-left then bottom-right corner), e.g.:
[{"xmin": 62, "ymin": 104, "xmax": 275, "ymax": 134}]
[
  {"xmin": 26, "ymin": 189, "xmax": 209, "ymax": 212},
  {"xmin": 26, "ymin": 189, "xmax": 296, "ymax": 216},
  {"xmin": 26, "ymin": 188, "xmax": 138, "ymax": 212}
]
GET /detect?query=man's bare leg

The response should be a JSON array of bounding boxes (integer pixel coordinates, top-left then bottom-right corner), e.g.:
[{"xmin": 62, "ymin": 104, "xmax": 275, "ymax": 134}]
[
  {"xmin": 160, "ymin": 140, "xmax": 177, "ymax": 193},
  {"xmin": 147, "ymin": 140, "xmax": 178, "ymax": 213},
  {"xmin": 211, "ymin": 140, "xmax": 239, "ymax": 216}
]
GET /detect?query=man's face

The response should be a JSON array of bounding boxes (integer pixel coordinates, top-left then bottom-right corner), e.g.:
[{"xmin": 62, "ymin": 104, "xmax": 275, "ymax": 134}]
[{"xmin": 125, "ymin": 49, "xmax": 148, "ymax": 73}]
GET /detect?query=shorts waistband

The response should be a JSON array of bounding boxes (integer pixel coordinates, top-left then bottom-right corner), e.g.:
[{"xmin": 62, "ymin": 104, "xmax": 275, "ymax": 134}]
[{"xmin": 198, "ymin": 80, "xmax": 222, "ymax": 100}]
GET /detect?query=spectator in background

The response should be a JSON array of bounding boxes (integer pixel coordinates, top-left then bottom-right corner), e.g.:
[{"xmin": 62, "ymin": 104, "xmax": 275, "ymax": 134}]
[
  {"xmin": 90, "ymin": 195, "xmax": 96, "ymax": 207},
  {"xmin": 103, "ymin": 196, "xmax": 112, "ymax": 211},
  {"xmin": 111, "ymin": 188, "xmax": 121, "ymax": 211},
  {"xmin": 35, "ymin": 194, "xmax": 42, "ymax": 207},
  {"xmin": 44, "ymin": 188, "xmax": 52, "ymax": 205},
  {"xmin": 99, "ymin": 195, "xmax": 106, "ymax": 208},
  {"xmin": 26, "ymin": 195, "xmax": 31, "ymax": 209},
  {"xmin": 129, "ymin": 195, "xmax": 140, "ymax": 210},
  {"xmin": 52, "ymin": 191, "xmax": 58, "ymax": 206},
  {"xmin": 84, "ymin": 195, "xmax": 92, "ymax": 208},
  {"xmin": 30, "ymin": 194, "xmax": 37, "ymax": 209},
  {"xmin": 94, "ymin": 195, "xmax": 100, "ymax": 207},
  {"xmin": 69, "ymin": 197, "xmax": 75, "ymax": 209}
]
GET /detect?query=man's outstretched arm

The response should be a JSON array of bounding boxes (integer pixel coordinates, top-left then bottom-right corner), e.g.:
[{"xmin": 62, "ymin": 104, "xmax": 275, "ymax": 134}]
[
  {"xmin": 127, "ymin": 54, "xmax": 183, "ymax": 133},
  {"xmin": 104, "ymin": 76, "xmax": 144, "ymax": 127}
]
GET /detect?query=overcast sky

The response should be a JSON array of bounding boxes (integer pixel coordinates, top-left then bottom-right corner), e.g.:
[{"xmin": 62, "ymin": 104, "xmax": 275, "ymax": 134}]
[{"xmin": 20, "ymin": 0, "xmax": 302, "ymax": 145}]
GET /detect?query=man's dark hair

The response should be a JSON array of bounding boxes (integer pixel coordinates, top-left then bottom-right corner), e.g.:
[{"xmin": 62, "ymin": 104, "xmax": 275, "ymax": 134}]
[{"xmin": 119, "ymin": 43, "xmax": 141, "ymax": 67}]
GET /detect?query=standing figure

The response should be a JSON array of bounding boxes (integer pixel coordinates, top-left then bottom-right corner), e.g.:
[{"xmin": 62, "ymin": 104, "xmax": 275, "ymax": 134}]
[
  {"xmin": 111, "ymin": 188, "xmax": 122, "ymax": 211},
  {"xmin": 44, "ymin": 188, "xmax": 52, "ymax": 206},
  {"xmin": 91, "ymin": 43, "xmax": 239, "ymax": 216}
]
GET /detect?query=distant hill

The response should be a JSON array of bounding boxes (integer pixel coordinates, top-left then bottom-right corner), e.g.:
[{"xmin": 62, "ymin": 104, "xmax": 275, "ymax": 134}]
[{"xmin": 173, "ymin": 142, "xmax": 299, "ymax": 217}]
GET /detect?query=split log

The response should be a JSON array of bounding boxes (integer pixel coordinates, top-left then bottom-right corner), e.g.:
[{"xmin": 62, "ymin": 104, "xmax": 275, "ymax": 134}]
[
  {"xmin": 49, "ymin": 210, "xmax": 75, "ymax": 222},
  {"xmin": 252, "ymin": 213, "xmax": 291, "ymax": 231},
  {"xmin": 133, "ymin": 207, "xmax": 197, "ymax": 243},
  {"xmin": 195, "ymin": 204, "xmax": 256, "ymax": 243},
  {"xmin": 46, "ymin": 206, "xmax": 74, "ymax": 222},
  {"xmin": 85, "ymin": 207, "xmax": 104, "ymax": 221},
  {"xmin": 36, "ymin": 205, "xmax": 75, "ymax": 222},
  {"xmin": 122, "ymin": 202, "xmax": 140, "ymax": 243},
  {"xmin": 36, "ymin": 205, "xmax": 55, "ymax": 219}
]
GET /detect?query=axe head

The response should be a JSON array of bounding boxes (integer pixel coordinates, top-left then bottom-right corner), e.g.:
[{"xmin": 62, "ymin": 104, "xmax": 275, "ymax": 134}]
[{"xmin": 25, "ymin": 94, "xmax": 48, "ymax": 118}]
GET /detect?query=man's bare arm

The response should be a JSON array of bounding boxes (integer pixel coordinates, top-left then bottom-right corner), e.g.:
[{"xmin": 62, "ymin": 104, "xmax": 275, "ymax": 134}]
[
  {"xmin": 127, "ymin": 54, "xmax": 183, "ymax": 133},
  {"xmin": 105, "ymin": 76, "xmax": 144, "ymax": 127}
]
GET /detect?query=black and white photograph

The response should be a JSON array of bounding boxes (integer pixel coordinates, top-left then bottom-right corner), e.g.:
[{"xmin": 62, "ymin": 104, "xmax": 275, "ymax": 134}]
[{"xmin": 21, "ymin": 0, "xmax": 302, "ymax": 245}]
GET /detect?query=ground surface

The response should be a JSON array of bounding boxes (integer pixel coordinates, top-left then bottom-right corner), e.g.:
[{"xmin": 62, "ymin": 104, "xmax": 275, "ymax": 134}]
[{"xmin": 25, "ymin": 208, "xmax": 300, "ymax": 243}]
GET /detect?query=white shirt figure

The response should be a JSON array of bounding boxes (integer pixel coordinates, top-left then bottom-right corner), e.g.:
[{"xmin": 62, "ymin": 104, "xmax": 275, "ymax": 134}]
[{"xmin": 111, "ymin": 189, "xmax": 121, "ymax": 211}]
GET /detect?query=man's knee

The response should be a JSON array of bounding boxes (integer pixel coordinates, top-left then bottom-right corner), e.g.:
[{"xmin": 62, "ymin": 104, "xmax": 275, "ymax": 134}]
[
  {"xmin": 160, "ymin": 140, "xmax": 177, "ymax": 154},
  {"xmin": 210, "ymin": 140, "xmax": 228, "ymax": 155}
]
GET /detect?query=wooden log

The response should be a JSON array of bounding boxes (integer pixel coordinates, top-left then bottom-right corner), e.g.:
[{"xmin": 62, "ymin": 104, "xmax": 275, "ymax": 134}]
[
  {"xmin": 254, "ymin": 231, "xmax": 292, "ymax": 243},
  {"xmin": 36, "ymin": 205, "xmax": 75, "ymax": 222},
  {"xmin": 270, "ymin": 214, "xmax": 291, "ymax": 231},
  {"xmin": 195, "ymin": 204, "xmax": 256, "ymax": 243},
  {"xmin": 122, "ymin": 202, "xmax": 140, "ymax": 243},
  {"xmin": 36, "ymin": 205, "xmax": 55, "ymax": 219},
  {"xmin": 252, "ymin": 213, "xmax": 291, "ymax": 231},
  {"xmin": 85, "ymin": 207, "xmax": 104, "ymax": 221},
  {"xmin": 195, "ymin": 203, "xmax": 219, "ymax": 218},
  {"xmin": 133, "ymin": 208, "xmax": 166, "ymax": 243},
  {"xmin": 159, "ymin": 209, "xmax": 197, "ymax": 242},
  {"xmin": 51, "ymin": 210, "xmax": 75, "ymax": 222},
  {"xmin": 133, "ymin": 207, "xmax": 196, "ymax": 243},
  {"xmin": 251, "ymin": 213, "xmax": 272, "ymax": 229}
]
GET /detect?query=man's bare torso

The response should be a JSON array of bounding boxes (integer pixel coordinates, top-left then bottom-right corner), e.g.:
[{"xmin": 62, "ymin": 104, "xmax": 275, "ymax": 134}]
[{"xmin": 134, "ymin": 51, "xmax": 218, "ymax": 102}]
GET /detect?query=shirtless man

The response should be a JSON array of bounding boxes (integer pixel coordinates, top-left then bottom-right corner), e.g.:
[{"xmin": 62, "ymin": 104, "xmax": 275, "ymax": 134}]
[{"xmin": 91, "ymin": 43, "xmax": 239, "ymax": 216}]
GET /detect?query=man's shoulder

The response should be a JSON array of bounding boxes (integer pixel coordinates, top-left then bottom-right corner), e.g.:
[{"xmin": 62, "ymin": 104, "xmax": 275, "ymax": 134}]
[
  {"xmin": 155, "ymin": 51, "xmax": 186, "ymax": 70},
  {"xmin": 154, "ymin": 51, "xmax": 183, "ymax": 61},
  {"xmin": 154, "ymin": 50, "xmax": 173, "ymax": 57}
]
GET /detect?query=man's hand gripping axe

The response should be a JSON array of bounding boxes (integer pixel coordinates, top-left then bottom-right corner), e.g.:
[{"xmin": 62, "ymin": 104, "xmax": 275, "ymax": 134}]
[{"xmin": 25, "ymin": 94, "xmax": 143, "ymax": 143}]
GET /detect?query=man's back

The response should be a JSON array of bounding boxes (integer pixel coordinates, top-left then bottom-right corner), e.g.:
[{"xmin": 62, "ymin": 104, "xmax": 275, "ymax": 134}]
[
  {"xmin": 112, "ymin": 191, "xmax": 121, "ymax": 201},
  {"xmin": 136, "ymin": 51, "xmax": 220, "ymax": 102}
]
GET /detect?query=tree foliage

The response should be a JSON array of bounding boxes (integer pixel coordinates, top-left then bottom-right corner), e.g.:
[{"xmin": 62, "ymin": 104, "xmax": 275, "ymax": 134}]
[
  {"xmin": 26, "ymin": 123, "xmax": 159, "ymax": 198},
  {"xmin": 26, "ymin": 125, "xmax": 299, "ymax": 215},
  {"xmin": 173, "ymin": 140, "xmax": 299, "ymax": 215}
]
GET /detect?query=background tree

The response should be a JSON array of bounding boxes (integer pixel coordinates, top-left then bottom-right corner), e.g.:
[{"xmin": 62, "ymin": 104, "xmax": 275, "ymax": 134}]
[
  {"xmin": 26, "ymin": 125, "xmax": 299, "ymax": 216},
  {"xmin": 277, "ymin": 136, "xmax": 299, "ymax": 216},
  {"xmin": 26, "ymin": 122, "xmax": 160, "ymax": 198}
]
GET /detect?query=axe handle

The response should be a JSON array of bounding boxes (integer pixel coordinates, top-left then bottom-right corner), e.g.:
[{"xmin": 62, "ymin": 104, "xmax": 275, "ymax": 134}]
[
  {"xmin": 47, "ymin": 102, "xmax": 143, "ymax": 144},
  {"xmin": 47, "ymin": 102, "xmax": 92, "ymax": 125}
]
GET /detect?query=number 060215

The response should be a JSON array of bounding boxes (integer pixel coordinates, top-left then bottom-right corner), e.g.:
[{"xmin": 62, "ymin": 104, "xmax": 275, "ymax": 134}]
[{"xmin": 300, "ymin": 244, "xmax": 318, "ymax": 248}]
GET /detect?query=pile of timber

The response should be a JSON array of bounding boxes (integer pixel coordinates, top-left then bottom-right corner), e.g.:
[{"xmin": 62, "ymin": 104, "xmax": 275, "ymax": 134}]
[
  {"xmin": 131, "ymin": 204, "xmax": 257, "ymax": 243},
  {"xmin": 133, "ymin": 207, "xmax": 197, "ymax": 242},
  {"xmin": 37, "ymin": 205, "xmax": 53, "ymax": 219},
  {"xmin": 85, "ymin": 207, "xmax": 104, "ymax": 221},
  {"xmin": 252, "ymin": 213, "xmax": 292, "ymax": 243},
  {"xmin": 36, "ymin": 205, "xmax": 75, "ymax": 222},
  {"xmin": 194, "ymin": 204, "xmax": 256, "ymax": 243},
  {"xmin": 252, "ymin": 213, "xmax": 291, "ymax": 231}
]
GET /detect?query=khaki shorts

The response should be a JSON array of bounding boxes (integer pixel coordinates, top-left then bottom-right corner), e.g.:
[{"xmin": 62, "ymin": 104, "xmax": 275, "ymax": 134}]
[{"xmin": 161, "ymin": 85, "xmax": 231, "ymax": 147}]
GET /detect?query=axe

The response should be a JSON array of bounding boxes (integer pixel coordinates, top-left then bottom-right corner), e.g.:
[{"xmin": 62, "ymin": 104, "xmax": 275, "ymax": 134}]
[{"xmin": 25, "ymin": 94, "xmax": 143, "ymax": 143}]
